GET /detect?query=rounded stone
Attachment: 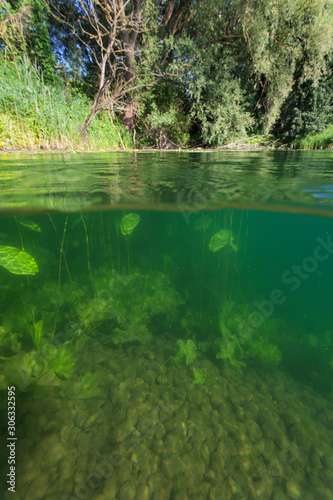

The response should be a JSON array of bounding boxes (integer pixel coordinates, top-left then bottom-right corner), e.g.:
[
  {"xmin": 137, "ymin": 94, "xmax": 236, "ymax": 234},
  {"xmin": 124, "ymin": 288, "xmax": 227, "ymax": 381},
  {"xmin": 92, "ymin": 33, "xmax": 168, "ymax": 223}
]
[{"xmin": 119, "ymin": 481, "xmax": 136, "ymax": 500}]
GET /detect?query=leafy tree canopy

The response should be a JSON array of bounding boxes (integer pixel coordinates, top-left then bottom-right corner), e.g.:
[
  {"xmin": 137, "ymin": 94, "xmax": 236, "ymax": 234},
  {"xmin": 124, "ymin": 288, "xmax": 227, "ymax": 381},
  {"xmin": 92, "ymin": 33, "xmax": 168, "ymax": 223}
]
[{"xmin": 1, "ymin": 0, "xmax": 333, "ymax": 146}]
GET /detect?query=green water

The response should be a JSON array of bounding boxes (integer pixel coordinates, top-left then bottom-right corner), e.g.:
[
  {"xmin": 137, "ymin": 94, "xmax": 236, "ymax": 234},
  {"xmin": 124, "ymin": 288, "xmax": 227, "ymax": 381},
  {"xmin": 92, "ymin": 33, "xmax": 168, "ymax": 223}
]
[{"xmin": 1, "ymin": 151, "xmax": 333, "ymax": 500}]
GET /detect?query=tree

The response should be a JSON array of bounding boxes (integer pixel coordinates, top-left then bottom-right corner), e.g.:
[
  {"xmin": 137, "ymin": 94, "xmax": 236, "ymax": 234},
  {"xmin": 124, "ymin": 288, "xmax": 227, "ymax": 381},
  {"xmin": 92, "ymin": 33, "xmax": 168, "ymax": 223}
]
[
  {"xmin": 273, "ymin": 53, "xmax": 333, "ymax": 143},
  {"xmin": 172, "ymin": 0, "xmax": 333, "ymax": 141},
  {"xmin": 241, "ymin": 0, "xmax": 333, "ymax": 132},
  {"xmin": 47, "ymin": 0, "xmax": 333, "ymax": 145},
  {"xmin": 0, "ymin": 0, "xmax": 55, "ymax": 81},
  {"xmin": 47, "ymin": 0, "xmax": 200, "ymax": 132}
]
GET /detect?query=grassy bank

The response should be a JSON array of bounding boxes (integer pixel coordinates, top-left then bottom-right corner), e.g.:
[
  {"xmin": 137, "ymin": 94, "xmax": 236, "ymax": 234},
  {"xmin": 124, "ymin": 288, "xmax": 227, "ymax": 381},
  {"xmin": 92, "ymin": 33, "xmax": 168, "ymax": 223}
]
[
  {"xmin": 0, "ymin": 58, "xmax": 132, "ymax": 150},
  {"xmin": 296, "ymin": 125, "xmax": 333, "ymax": 150}
]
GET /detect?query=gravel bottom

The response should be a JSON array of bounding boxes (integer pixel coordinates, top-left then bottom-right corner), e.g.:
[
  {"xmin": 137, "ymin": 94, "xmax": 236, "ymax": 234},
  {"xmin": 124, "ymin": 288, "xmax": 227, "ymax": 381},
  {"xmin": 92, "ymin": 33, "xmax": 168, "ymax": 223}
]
[{"xmin": 2, "ymin": 335, "xmax": 333, "ymax": 500}]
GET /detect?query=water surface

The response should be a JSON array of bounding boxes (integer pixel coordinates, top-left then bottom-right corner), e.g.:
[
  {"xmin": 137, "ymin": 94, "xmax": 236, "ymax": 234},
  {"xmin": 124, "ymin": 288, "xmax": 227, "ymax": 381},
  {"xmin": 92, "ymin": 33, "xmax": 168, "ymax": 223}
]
[{"xmin": 2, "ymin": 150, "xmax": 333, "ymax": 215}]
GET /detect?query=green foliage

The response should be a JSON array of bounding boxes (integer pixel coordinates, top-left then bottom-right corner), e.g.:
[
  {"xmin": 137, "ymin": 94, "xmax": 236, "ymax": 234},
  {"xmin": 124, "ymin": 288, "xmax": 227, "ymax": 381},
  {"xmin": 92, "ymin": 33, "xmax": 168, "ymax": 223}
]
[
  {"xmin": 241, "ymin": 0, "xmax": 333, "ymax": 132},
  {"xmin": 247, "ymin": 338, "xmax": 282, "ymax": 368},
  {"xmin": 169, "ymin": 0, "xmax": 333, "ymax": 143},
  {"xmin": 76, "ymin": 372, "xmax": 100, "ymax": 399},
  {"xmin": 28, "ymin": 0, "xmax": 55, "ymax": 82},
  {"xmin": 51, "ymin": 345, "xmax": 75, "ymax": 379},
  {"xmin": 273, "ymin": 53, "xmax": 333, "ymax": 144},
  {"xmin": 215, "ymin": 300, "xmax": 282, "ymax": 371},
  {"xmin": 188, "ymin": 60, "xmax": 253, "ymax": 146},
  {"xmin": 0, "ymin": 325, "xmax": 21, "ymax": 354},
  {"xmin": 16, "ymin": 216, "xmax": 41, "ymax": 232},
  {"xmin": 137, "ymin": 82, "xmax": 191, "ymax": 148},
  {"xmin": 0, "ymin": 340, "xmax": 75, "ymax": 392},
  {"xmin": 192, "ymin": 367, "xmax": 207, "ymax": 384},
  {"xmin": 0, "ymin": 57, "xmax": 132, "ymax": 149},
  {"xmin": 145, "ymin": 104, "xmax": 190, "ymax": 148},
  {"xmin": 0, "ymin": 245, "xmax": 38, "ymax": 275},
  {"xmin": 0, "ymin": 0, "xmax": 55, "ymax": 81},
  {"xmin": 215, "ymin": 334, "xmax": 245, "ymax": 372},
  {"xmin": 192, "ymin": 367, "xmax": 218, "ymax": 385},
  {"xmin": 1, "ymin": 0, "xmax": 333, "ymax": 146},
  {"xmin": 297, "ymin": 125, "xmax": 333, "ymax": 149},
  {"xmin": 78, "ymin": 270, "xmax": 183, "ymax": 346},
  {"xmin": 209, "ymin": 229, "xmax": 238, "ymax": 253},
  {"xmin": 170, "ymin": 339, "xmax": 197, "ymax": 367},
  {"xmin": 120, "ymin": 213, "xmax": 140, "ymax": 236},
  {"xmin": 1, "ymin": 0, "xmax": 332, "ymax": 146},
  {"xmin": 30, "ymin": 319, "xmax": 43, "ymax": 350}
]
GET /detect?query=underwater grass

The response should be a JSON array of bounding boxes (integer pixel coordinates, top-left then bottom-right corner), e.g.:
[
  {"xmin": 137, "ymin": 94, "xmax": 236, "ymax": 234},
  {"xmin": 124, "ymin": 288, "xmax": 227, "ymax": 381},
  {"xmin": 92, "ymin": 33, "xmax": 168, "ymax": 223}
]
[{"xmin": 0, "ymin": 58, "xmax": 132, "ymax": 150}]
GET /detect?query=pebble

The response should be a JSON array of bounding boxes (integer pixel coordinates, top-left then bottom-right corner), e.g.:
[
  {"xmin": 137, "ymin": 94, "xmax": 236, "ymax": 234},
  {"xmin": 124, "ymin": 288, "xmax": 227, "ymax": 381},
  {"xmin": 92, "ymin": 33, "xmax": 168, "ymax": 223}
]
[
  {"xmin": 285, "ymin": 480, "xmax": 301, "ymax": 498},
  {"xmin": 11, "ymin": 335, "xmax": 333, "ymax": 500},
  {"xmin": 162, "ymin": 455, "xmax": 182, "ymax": 479},
  {"xmin": 119, "ymin": 481, "xmax": 136, "ymax": 500}
]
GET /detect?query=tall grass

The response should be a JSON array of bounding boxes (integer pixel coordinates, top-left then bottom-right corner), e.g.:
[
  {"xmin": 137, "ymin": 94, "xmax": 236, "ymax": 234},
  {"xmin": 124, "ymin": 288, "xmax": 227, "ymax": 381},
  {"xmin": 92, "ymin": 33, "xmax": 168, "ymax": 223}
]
[
  {"xmin": 297, "ymin": 124, "xmax": 333, "ymax": 150},
  {"xmin": 0, "ymin": 58, "xmax": 132, "ymax": 150}
]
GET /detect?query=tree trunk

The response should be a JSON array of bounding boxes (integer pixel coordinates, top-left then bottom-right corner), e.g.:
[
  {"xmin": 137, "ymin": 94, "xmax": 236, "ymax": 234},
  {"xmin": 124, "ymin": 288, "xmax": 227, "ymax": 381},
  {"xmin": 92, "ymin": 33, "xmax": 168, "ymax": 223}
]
[
  {"xmin": 119, "ymin": 1, "xmax": 144, "ymax": 131},
  {"xmin": 81, "ymin": 93, "xmax": 102, "ymax": 132},
  {"xmin": 123, "ymin": 103, "xmax": 136, "ymax": 132}
]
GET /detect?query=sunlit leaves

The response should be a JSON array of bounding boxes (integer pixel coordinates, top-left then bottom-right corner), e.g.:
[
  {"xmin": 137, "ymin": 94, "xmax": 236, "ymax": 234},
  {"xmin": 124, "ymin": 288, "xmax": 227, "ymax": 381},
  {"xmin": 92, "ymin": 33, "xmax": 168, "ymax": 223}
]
[
  {"xmin": 209, "ymin": 229, "xmax": 238, "ymax": 252},
  {"xmin": 120, "ymin": 213, "xmax": 140, "ymax": 236},
  {"xmin": 16, "ymin": 216, "xmax": 41, "ymax": 232},
  {"xmin": 0, "ymin": 245, "xmax": 39, "ymax": 275}
]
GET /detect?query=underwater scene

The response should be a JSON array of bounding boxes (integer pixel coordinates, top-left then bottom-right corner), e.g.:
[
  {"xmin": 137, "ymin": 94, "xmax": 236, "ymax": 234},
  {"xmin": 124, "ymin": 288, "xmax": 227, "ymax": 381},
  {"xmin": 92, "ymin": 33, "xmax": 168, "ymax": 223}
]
[{"xmin": 0, "ymin": 152, "xmax": 333, "ymax": 500}]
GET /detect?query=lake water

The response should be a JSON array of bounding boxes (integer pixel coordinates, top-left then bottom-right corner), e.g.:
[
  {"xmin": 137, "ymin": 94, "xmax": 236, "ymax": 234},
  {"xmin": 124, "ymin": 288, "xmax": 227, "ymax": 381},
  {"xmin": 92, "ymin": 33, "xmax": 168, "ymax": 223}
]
[{"xmin": 0, "ymin": 151, "xmax": 333, "ymax": 500}]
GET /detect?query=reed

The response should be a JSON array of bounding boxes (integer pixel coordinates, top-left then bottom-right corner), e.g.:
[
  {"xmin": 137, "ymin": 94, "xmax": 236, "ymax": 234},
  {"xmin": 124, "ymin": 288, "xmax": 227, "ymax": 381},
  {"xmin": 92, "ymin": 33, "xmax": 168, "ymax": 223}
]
[
  {"xmin": 0, "ymin": 58, "xmax": 132, "ymax": 150},
  {"xmin": 297, "ymin": 124, "xmax": 333, "ymax": 150}
]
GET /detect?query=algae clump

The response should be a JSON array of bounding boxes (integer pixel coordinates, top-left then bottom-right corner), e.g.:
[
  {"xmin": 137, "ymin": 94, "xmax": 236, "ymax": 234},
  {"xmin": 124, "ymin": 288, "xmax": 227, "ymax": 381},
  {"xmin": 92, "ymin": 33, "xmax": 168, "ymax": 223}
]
[{"xmin": 169, "ymin": 339, "xmax": 197, "ymax": 367}]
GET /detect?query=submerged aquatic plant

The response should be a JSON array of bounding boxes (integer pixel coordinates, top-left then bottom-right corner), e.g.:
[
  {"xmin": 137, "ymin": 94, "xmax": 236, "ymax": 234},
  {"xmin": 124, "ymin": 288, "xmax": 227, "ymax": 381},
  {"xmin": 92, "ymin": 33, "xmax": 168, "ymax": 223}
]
[
  {"xmin": 77, "ymin": 372, "xmax": 100, "ymax": 399},
  {"xmin": 209, "ymin": 229, "xmax": 238, "ymax": 252},
  {"xmin": 167, "ymin": 339, "xmax": 197, "ymax": 367},
  {"xmin": 194, "ymin": 215, "xmax": 211, "ymax": 231},
  {"xmin": 15, "ymin": 217, "xmax": 41, "ymax": 232},
  {"xmin": 215, "ymin": 335, "xmax": 245, "ymax": 371},
  {"xmin": 120, "ymin": 213, "xmax": 140, "ymax": 235},
  {"xmin": 30, "ymin": 319, "xmax": 43, "ymax": 351},
  {"xmin": 0, "ymin": 332, "xmax": 76, "ymax": 396},
  {"xmin": 192, "ymin": 367, "xmax": 218, "ymax": 385},
  {"xmin": 51, "ymin": 345, "xmax": 75, "ymax": 380},
  {"xmin": 247, "ymin": 338, "xmax": 282, "ymax": 368},
  {"xmin": 215, "ymin": 301, "xmax": 245, "ymax": 370},
  {"xmin": 0, "ymin": 245, "xmax": 38, "ymax": 275},
  {"xmin": 79, "ymin": 269, "xmax": 182, "ymax": 346},
  {"xmin": 215, "ymin": 300, "xmax": 282, "ymax": 371},
  {"xmin": 192, "ymin": 367, "xmax": 207, "ymax": 384},
  {"xmin": 0, "ymin": 325, "xmax": 22, "ymax": 355}
]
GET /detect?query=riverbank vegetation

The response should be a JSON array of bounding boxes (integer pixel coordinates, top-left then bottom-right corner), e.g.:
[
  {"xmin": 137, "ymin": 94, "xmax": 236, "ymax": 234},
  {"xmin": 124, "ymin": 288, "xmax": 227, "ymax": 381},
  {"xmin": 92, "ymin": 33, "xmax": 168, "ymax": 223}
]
[
  {"xmin": 1, "ymin": 0, "xmax": 333, "ymax": 150},
  {"xmin": 0, "ymin": 57, "xmax": 132, "ymax": 150}
]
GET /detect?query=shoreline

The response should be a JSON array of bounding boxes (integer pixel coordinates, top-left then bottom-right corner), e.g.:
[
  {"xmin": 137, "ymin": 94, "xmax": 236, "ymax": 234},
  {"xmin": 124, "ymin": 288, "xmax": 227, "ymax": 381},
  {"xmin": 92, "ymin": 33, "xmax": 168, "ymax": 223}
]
[{"xmin": 0, "ymin": 145, "xmax": 322, "ymax": 154}]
